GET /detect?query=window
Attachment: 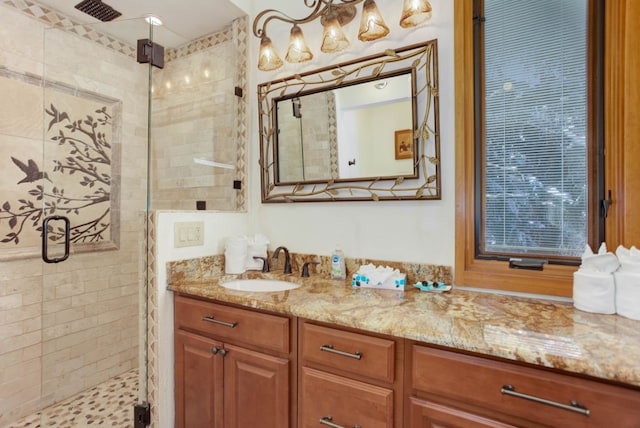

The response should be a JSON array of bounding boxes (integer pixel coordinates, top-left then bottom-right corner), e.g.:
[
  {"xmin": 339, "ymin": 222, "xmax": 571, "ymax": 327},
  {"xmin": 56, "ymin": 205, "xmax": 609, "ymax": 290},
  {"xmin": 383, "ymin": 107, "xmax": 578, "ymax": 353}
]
[
  {"xmin": 454, "ymin": 0, "xmax": 612, "ymax": 296},
  {"xmin": 477, "ymin": 0, "xmax": 602, "ymax": 263}
]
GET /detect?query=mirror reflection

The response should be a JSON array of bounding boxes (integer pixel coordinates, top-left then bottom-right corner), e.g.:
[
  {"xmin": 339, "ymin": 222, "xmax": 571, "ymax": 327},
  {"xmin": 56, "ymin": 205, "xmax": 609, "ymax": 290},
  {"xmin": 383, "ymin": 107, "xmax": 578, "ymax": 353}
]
[{"xmin": 274, "ymin": 72, "xmax": 415, "ymax": 184}]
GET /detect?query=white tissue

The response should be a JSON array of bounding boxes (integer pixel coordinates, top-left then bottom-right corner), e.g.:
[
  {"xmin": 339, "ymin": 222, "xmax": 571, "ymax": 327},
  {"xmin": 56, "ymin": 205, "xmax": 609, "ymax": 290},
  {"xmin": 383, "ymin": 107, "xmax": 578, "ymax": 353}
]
[
  {"xmin": 356, "ymin": 264, "xmax": 398, "ymax": 285},
  {"xmin": 573, "ymin": 243, "xmax": 617, "ymax": 314},
  {"xmin": 614, "ymin": 245, "xmax": 640, "ymax": 320}
]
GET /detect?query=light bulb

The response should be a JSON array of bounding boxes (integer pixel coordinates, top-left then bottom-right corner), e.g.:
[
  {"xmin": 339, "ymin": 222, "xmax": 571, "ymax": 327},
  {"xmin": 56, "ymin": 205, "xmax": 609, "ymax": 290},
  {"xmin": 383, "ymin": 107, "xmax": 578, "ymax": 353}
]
[
  {"xmin": 285, "ymin": 25, "xmax": 313, "ymax": 63},
  {"xmin": 321, "ymin": 17, "xmax": 350, "ymax": 53},
  {"xmin": 358, "ymin": 0, "xmax": 390, "ymax": 42},
  {"xmin": 257, "ymin": 35, "xmax": 283, "ymax": 71},
  {"xmin": 399, "ymin": 0, "xmax": 432, "ymax": 28}
]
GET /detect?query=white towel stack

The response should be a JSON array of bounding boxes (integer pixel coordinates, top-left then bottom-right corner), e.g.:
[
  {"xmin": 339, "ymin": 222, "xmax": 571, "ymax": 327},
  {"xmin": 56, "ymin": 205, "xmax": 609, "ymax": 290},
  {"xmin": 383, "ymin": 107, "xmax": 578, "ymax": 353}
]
[
  {"xmin": 224, "ymin": 235, "xmax": 248, "ymax": 274},
  {"xmin": 224, "ymin": 234, "xmax": 270, "ymax": 274},
  {"xmin": 614, "ymin": 246, "xmax": 640, "ymax": 320},
  {"xmin": 245, "ymin": 234, "xmax": 269, "ymax": 271},
  {"xmin": 573, "ymin": 243, "xmax": 619, "ymax": 314}
]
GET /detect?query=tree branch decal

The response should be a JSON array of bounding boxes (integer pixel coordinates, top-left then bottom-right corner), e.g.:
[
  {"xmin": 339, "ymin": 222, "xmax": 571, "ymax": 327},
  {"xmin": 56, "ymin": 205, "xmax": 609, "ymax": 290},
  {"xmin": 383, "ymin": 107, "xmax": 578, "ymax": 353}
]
[{"xmin": 0, "ymin": 104, "xmax": 112, "ymax": 246}]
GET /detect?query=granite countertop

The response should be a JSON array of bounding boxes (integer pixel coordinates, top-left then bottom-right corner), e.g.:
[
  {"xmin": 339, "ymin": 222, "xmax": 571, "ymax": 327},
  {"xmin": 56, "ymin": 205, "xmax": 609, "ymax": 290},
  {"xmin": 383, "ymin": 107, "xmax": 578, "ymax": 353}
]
[{"xmin": 168, "ymin": 272, "xmax": 640, "ymax": 388}]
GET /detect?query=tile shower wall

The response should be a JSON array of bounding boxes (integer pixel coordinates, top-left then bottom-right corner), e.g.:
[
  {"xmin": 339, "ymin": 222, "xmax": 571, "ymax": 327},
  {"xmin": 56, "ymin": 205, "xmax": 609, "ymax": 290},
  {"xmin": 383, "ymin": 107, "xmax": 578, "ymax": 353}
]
[
  {"xmin": 0, "ymin": 4, "xmax": 147, "ymax": 425},
  {"xmin": 151, "ymin": 26, "xmax": 242, "ymax": 211},
  {"xmin": 277, "ymin": 92, "xmax": 338, "ymax": 183}
]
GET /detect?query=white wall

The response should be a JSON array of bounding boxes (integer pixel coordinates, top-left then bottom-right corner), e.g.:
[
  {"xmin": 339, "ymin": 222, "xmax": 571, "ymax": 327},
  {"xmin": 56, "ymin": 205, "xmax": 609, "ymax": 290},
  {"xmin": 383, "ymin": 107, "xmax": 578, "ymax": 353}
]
[
  {"xmin": 250, "ymin": 0, "xmax": 455, "ymax": 266},
  {"xmin": 155, "ymin": 211, "xmax": 250, "ymax": 427}
]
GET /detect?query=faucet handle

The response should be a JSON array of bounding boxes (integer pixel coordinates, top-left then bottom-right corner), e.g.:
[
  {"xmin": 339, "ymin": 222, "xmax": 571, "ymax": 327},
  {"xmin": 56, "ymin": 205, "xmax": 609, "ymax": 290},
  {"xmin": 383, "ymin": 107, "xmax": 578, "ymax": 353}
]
[
  {"xmin": 301, "ymin": 261, "xmax": 320, "ymax": 277},
  {"xmin": 253, "ymin": 256, "xmax": 269, "ymax": 273}
]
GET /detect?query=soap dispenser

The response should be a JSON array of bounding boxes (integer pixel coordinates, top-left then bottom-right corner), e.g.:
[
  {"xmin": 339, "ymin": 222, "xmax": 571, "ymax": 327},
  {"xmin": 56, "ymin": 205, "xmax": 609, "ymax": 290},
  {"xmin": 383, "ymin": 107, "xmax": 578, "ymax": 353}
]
[{"xmin": 331, "ymin": 245, "xmax": 346, "ymax": 280}]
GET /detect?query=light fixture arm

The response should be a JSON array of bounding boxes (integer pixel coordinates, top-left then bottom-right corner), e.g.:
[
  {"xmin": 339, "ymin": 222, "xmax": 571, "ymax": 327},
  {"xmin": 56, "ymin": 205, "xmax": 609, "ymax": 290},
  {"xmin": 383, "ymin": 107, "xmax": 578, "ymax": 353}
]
[{"xmin": 252, "ymin": 0, "xmax": 365, "ymax": 38}]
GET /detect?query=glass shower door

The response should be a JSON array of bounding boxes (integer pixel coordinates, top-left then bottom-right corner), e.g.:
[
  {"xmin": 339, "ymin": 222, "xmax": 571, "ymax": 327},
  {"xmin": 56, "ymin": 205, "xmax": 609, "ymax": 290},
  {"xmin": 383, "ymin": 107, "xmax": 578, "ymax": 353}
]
[{"xmin": 40, "ymin": 18, "xmax": 152, "ymax": 427}]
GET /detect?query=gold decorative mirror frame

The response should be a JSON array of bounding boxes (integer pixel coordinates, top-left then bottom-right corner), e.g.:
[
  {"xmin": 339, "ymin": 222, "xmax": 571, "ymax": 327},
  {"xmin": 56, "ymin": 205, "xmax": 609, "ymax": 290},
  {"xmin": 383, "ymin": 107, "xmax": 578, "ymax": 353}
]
[{"xmin": 257, "ymin": 40, "xmax": 440, "ymax": 202}]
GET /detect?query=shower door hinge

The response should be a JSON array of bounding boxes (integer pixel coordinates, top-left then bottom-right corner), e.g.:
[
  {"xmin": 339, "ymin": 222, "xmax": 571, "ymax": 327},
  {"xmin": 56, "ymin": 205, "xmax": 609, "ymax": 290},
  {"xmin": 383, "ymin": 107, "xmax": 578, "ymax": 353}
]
[
  {"xmin": 134, "ymin": 402, "xmax": 150, "ymax": 428},
  {"xmin": 137, "ymin": 39, "xmax": 165, "ymax": 69}
]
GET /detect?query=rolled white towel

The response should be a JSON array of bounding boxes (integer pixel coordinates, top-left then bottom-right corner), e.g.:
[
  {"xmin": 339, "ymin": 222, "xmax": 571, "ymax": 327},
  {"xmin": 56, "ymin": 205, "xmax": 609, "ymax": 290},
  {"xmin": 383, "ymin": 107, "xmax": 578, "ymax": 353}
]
[
  {"xmin": 614, "ymin": 270, "xmax": 640, "ymax": 320},
  {"xmin": 573, "ymin": 271, "xmax": 616, "ymax": 314}
]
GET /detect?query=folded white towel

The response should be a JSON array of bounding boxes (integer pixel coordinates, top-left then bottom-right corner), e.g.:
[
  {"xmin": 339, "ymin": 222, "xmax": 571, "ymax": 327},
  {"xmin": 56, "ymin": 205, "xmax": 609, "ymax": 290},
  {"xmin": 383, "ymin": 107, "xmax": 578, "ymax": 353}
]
[
  {"xmin": 573, "ymin": 271, "xmax": 616, "ymax": 314},
  {"xmin": 614, "ymin": 270, "xmax": 640, "ymax": 320},
  {"xmin": 616, "ymin": 245, "xmax": 640, "ymax": 271},
  {"xmin": 580, "ymin": 243, "xmax": 619, "ymax": 273}
]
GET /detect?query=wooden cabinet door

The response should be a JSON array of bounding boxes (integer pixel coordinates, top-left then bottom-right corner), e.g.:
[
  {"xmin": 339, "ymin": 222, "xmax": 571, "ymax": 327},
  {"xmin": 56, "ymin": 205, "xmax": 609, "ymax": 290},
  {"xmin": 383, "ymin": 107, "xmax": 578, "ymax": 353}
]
[
  {"xmin": 409, "ymin": 397, "xmax": 516, "ymax": 428},
  {"xmin": 174, "ymin": 329, "xmax": 224, "ymax": 428},
  {"xmin": 223, "ymin": 343, "xmax": 290, "ymax": 428},
  {"xmin": 300, "ymin": 366, "xmax": 394, "ymax": 428}
]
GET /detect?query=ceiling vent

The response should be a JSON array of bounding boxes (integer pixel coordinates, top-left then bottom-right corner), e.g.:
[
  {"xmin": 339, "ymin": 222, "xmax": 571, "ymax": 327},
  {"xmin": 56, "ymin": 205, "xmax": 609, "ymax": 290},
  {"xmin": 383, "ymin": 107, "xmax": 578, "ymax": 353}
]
[{"xmin": 74, "ymin": 0, "xmax": 122, "ymax": 22}]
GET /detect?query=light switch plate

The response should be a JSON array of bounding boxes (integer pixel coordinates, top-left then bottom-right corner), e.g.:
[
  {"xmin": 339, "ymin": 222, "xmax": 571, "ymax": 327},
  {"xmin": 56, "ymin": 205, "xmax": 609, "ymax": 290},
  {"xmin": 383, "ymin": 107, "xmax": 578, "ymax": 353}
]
[{"xmin": 174, "ymin": 221, "xmax": 204, "ymax": 248}]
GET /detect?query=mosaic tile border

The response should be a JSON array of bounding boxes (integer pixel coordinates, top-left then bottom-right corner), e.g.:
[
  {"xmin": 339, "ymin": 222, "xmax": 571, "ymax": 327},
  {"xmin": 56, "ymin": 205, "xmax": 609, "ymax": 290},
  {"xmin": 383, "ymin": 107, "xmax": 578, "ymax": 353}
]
[
  {"xmin": 2, "ymin": 0, "xmax": 243, "ymax": 64},
  {"xmin": 2, "ymin": 0, "xmax": 136, "ymax": 57},
  {"xmin": 146, "ymin": 211, "xmax": 159, "ymax": 428},
  {"xmin": 233, "ymin": 16, "xmax": 248, "ymax": 212}
]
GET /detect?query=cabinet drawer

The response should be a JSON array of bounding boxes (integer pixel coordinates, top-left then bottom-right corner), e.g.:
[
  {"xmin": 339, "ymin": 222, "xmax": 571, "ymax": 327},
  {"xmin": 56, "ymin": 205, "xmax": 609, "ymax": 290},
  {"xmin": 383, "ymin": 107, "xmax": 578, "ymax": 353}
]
[
  {"xmin": 174, "ymin": 295, "xmax": 290, "ymax": 354},
  {"xmin": 411, "ymin": 345, "xmax": 640, "ymax": 427},
  {"xmin": 301, "ymin": 322, "xmax": 395, "ymax": 383},
  {"xmin": 300, "ymin": 367, "xmax": 393, "ymax": 428}
]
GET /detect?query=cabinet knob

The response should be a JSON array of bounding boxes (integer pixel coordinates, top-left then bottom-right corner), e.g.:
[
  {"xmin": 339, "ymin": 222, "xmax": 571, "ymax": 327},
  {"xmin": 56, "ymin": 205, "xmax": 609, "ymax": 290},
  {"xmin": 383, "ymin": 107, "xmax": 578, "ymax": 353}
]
[
  {"xmin": 219, "ymin": 348, "xmax": 228, "ymax": 357},
  {"xmin": 211, "ymin": 346, "xmax": 219, "ymax": 354}
]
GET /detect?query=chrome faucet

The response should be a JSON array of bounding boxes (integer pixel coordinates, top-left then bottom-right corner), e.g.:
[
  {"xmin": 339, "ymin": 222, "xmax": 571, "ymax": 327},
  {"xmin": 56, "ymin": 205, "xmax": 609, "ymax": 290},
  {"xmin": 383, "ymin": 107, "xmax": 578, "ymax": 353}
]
[{"xmin": 272, "ymin": 246, "xmax": 292, "ymax": 274}]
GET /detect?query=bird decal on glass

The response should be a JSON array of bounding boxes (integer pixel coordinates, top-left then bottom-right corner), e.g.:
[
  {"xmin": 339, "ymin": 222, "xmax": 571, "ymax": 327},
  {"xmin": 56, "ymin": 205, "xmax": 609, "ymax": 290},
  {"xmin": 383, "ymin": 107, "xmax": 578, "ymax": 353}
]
[{"xmin": 11, "ymin": 157, "xmax": 50, "ymax": 184}]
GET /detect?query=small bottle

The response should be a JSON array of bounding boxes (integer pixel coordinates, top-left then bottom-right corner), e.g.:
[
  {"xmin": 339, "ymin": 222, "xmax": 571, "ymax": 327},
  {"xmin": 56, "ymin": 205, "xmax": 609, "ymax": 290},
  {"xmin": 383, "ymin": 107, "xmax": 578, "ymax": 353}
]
[{"xmin": 331, "ymin": 246, "xmax": 346, "ymax": 280}]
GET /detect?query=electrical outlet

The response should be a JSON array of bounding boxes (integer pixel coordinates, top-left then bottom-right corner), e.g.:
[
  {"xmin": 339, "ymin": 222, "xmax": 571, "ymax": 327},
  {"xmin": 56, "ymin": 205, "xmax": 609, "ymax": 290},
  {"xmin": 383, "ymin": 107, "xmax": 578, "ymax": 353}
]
[{"xmin": 174, "ymin": 221, "xmax": 204, "ymax": 248}]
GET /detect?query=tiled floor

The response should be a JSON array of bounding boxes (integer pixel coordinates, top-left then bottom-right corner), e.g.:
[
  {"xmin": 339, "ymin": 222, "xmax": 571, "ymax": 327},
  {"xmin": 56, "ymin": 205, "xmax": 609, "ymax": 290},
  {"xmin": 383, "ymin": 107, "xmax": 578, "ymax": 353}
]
[{"xmin": 6, "ymin": 369, "xmax": 139, "ymax": 428}]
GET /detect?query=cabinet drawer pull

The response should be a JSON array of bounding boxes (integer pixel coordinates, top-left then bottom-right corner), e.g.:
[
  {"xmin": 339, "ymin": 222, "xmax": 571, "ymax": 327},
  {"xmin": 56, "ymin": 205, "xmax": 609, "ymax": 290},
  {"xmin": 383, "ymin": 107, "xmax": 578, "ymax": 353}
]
[
  {"xmin": 320, "ymin": 344, "xmax": 362, "ymax": 360},
  {"xmin": 202, "ymin": 316, "xmax": 238, "ymax": 328},
  {"xmin": 319, "ymin": 415, "xmax": 360, "ymax": 428},
  {"xmin": 501, "ymin": 384, "xmax": 590, "ymax": 416}
]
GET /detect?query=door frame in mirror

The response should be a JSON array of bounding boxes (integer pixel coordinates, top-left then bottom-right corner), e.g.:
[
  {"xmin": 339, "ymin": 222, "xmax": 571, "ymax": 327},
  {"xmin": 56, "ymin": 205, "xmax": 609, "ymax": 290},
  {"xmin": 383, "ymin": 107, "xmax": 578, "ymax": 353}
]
[{"xmin": 257, "ymin": 40, "xmax": 441, "ymax": 202}]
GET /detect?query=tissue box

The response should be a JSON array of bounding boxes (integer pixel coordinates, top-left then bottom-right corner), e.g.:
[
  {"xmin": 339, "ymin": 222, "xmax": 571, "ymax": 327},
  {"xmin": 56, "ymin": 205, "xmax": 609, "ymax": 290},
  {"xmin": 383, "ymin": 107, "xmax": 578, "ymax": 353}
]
[{"xmin": 351, "ymin": 273, "xmax": 407, "ymax": 291}]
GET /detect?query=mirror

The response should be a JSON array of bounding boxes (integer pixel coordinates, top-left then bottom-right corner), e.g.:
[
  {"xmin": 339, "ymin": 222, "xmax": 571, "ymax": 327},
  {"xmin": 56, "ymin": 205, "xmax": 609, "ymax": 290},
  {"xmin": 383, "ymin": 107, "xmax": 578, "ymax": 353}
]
[
  {"xmin": 258, "ymin": 40, "xmax": 440, "ymax": 202},
  {"xmin": 274, "ymin": 71, "xmax": 416, "ymax": 184}
]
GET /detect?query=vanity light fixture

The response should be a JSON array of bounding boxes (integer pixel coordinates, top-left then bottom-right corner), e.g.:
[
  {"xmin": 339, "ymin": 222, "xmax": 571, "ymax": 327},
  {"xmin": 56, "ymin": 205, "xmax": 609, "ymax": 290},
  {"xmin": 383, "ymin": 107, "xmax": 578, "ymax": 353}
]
[
  {"xmin": 399, "ymin": 0, "xmax": 432, "ymax": 28},
  {"xmin": 253, "ymin": 0, "xmax": 432, "ymax": 71},
  {"xmin": 285, "ymin": 24, "xmax": 313, "ymax": 63},
  {"xmin": 358, "ymin": 0, "xmax": 389, "ymax": 42}
]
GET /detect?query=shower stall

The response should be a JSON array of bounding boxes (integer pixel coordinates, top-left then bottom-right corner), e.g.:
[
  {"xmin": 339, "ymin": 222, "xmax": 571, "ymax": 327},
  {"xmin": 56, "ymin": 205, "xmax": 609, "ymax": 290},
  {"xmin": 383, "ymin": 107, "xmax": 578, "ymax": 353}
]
[{"xmin": 0, "ymin": 3, "xmax": 245, "ymax": 426}]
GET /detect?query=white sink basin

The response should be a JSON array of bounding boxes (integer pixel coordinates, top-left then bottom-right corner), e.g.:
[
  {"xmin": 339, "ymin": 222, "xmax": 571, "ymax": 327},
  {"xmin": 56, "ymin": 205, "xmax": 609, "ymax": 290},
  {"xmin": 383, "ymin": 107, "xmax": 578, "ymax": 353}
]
[{"xmin": 221, "ymin": 278, "xmax": 300, "ymax": 292}]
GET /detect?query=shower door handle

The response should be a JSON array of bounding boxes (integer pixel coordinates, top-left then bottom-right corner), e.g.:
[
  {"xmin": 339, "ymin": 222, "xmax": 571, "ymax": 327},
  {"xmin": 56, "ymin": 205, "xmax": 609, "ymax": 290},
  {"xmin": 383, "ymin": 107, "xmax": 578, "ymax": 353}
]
[{"xmin": 42, "ymin": 215, "xmax": 70, "ymax": 263}]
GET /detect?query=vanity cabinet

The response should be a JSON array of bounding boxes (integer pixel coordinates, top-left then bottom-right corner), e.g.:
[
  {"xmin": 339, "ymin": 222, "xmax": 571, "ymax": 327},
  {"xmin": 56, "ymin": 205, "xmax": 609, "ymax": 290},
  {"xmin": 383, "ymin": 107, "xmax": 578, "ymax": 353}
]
[
  {"xmin": 174, "ymin": 295, "xmax": 295, "ymax": 428},
  {"xmin": 406, "ymin": 343, "xmax": 640, "ymax": 427},
  {"xmin": 299, "ymin": 320, "xmax": 404, "ymax": 427}
]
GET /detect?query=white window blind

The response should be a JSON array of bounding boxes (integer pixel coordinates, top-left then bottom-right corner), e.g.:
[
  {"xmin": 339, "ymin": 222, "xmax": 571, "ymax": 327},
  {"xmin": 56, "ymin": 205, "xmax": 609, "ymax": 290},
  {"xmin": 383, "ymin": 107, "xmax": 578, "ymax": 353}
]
[{"xmin": 481, "ymin": 0, "xmax": 588, "ymax": 258}]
